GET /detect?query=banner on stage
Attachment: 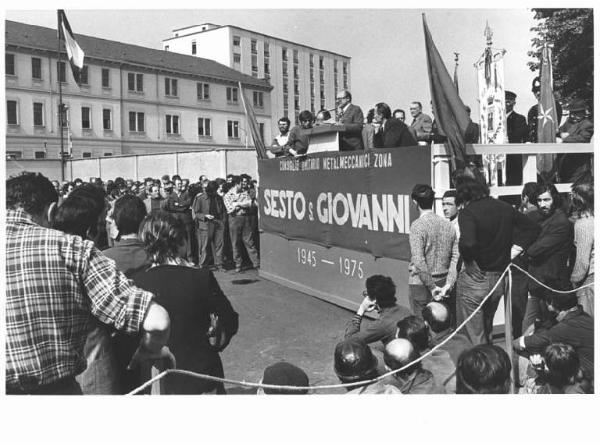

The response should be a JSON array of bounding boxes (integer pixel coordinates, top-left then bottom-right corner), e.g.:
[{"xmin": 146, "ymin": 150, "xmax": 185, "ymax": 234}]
[{"xmin": 257, "ymin": 147, "xmax": 431, "ymax": 261}]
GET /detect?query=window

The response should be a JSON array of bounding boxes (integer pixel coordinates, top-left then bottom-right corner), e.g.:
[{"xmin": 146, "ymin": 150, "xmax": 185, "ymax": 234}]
[
  {"xmin": 128, "ymin": 73, "xmax": 143, "ymax": 92},
  {"xmin": 226, "ymin": 87, "xmax": 238, "ymax": 103},
  {"xmin": 282, "ymin": 48, "xmax": 287, "ymax": 61},
  {"xmin": 343, "ymin": 62, "xmax": 348, "ymax": 75},
  {"xmin": 104, "ymin": 152, "xmax": 113, "ymax": 156},
  {"xmin": 251, "ymin": 54, "xmax": 258, "ymax": 77},
  {"xmin": 309, "ymin": 54, "xmax": 314, "ymax": 68},
  {"xmin": 164, "ymin": 45, "xmax": 170, "ymax": 51},
  {"xmin": 294, "ymin": 81, "xmax": 299, "ymax": 95},
  {"xmin": 294, "ymin": 97, "xmax": 300, "ymax": 111},
  {"xmin": 32, "ymin": 57, "xmax": 42, "ymax": 79},
  {"xmin": 165, "ymin": 78, "xmax": 178, "ymax": 96},
  {"xmin": 35, "ymin": 151, "xmax": 46, "ymax": 159},
  {"xmin": 80, "ymin": 66, "xmax": 89, "ymax": 85},
  {"xmin": 103, "ymin": 109, "xmax": 112, "ymax": 130},
  {"xmin": 251, "ymin": 39, "xmax": 257, "ymax": 54},
  {"xmin": 33, "ymin": 102, "xmax": 44, "ymax": 127},
  {"xmin": 59, "ymin": 104, "xmax": 69, "ymax": 128},
  {"xmin": 283, "ymin": 78, "xmax": 289, "ymax": 94},
  {"xmin": 7, "ymin": 100, "xmax": 18, "ymax": 125},
  {"xmin": 293, "ymin": 50, "xmax": 299, "ymax": 64},
  {"xmin": 197, "ymin": 82, "xmax": 210, "ymax": 100},
  {"xmin": 233, "ymin": 36, "xmax": 240, "ymax": 46},
  {"xmin": 57, "ymin": 61, "xmax": 66, "ymax": 83},
  {"xmin": 81, "ymin": 106, "xmax": 91, "ymax": 129},
  {"xmin": 6, "ymin": 53, "xmax": 15, "ymax": 75},
  {"xmin": 253, "ymin": 91, "xmax": 264, "ymax": 108},
  {"xmin": 82, "ymin": 152, "xmax": 92, "ymax": 158},
  {"xmin": 6, "ymin": 151, "xmax": 22, "ymax": 159},
  {"xmin": 264, "ymin": 42, "xmax": 270, "ymax": 57},
  {"xmin": 319, "ymin": 56, "xmax": 324, "ymax": 70},
  {"xmin": 191, "ymin": 40, "xmax": 196, "ymax": 55},
  {"xmin": 282, "ymin": 63, "xmax": 288, "ymax": 77},
  {"xmin": 227, "ymin": 120, "xmax": 239, "ymax": 138},
  {"xmin": 102, "ymin": 68, "xmax": 110, "ymax": 88},
  {"xmin": 233, "ymin": 53, "xmax": 241, "ymax": 64},
  {"xmin": 264, "ymin": 62, "xmax": 270, "ymax": 79},
  {"xmin": 198, "ymin": 117, "xmax": 211, "ymax": 137},
  {"xmin": 128, "ymin": 111, "xmax": 145, "ymax": 132},
  {"xmin": 166, "ymin": 114, "xmax": 180, "ymax": 134}
]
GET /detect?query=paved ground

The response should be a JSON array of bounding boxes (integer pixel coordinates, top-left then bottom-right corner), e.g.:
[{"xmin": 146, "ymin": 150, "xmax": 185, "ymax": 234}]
[{"xmin": 215, "ymin": 268, "xmax": 357, "ymax": 395}]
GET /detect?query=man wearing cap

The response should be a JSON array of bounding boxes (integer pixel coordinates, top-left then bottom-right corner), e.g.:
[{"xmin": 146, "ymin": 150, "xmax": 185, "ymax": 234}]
[
  {"xmin": 556, "ymin": 98, "xmax": 593, "ymax": 182},
  {"xmin": 505, "ymin": 90, "xmax": 528, "ymax": 186},
  {"xmin": 527, "ymin": 76, "xmax": 563, "ymax": 143}
]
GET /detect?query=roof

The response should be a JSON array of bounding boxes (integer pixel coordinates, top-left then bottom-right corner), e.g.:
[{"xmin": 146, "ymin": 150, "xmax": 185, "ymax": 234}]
[
  {"xmin": 5, "ymin": 20, "xmax": 271, "ymax": 90},
  {"xmin": 162, "ymin": 23, "xmax": 351, "ymax": 60}
]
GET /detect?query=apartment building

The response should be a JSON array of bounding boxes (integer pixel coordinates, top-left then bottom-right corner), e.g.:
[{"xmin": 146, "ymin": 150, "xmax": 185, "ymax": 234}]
[
  {"xmin": 5, "ymin": 20, "xmax": 272, "ymax": 160},
  {"xmin": 162, "ymin": 23, "xmax": 351, "ymax": 129}
]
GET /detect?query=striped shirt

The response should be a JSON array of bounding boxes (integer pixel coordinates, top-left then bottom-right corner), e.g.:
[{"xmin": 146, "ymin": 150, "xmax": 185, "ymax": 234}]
[
  {"xmin": 571, "ymin": 214, "xmax": 594, "ymax": 285},
  {"xmin": 409, "ymin": 211, "xmax": 459, "ymax": 290},
  {"xmin": 5, "ymin": 209, "xmax": 154, "ymax": 392}
]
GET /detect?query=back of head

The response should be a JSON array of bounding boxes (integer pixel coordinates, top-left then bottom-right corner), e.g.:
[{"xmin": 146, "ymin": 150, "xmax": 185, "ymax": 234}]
[
  {"xmin": 456, "ymin": 345, "xmax": 511, "ymax": 394},
  {"xmin": 384, "ymin": 338, "xmax": 420, "ymax": 375},
  {"xmin": 52, "ymin": 183, "xmax": 106, "ymax": 239},
  {"xmin": 139, "ymin": 212, "xmax": 185, "ymax": 264},
  {"xmin": 547, "ymin": 292, "xmax": 578, "ymax": 312},
  {"xmin": 544, "ymin": 343, "xmax": 580, "ymax": 388},
  {"xmin": 422, "ymin": 302, "xmax": 451, "ymax": 334},
  {"xmin": 260, "ymin": 362, "xmax": 309, "ymax": 395},
  {"xmin": 6, "ymin": 172, "xmax": 58, "ymax": 217},
  {"xmin": 205, "ymin": 180, "xmax": 219, "ymax": 195},
  {"xmin": 113, "ymin": 194, "xmax": 147, "ymax": 236},
  {"xmin": 396, "ymin": 315, "xmax": 430, "ymax": 353},
  {"xmin": 456, "ymin": 177, "xmax": 490, "ymax": 206},
  {"xmin": 366, "ymin": 108, "xmax": 375, "ymax": 123},
  {"xmin": 570, "ymin": 182, "xmax": 594, "ymax": 216},
  {"xmin": 521, "ymin": 182, "xmax": 538, "ymax": 204},
  {"xmin": 411, "ymin": 184, "xmax": 435, "ymax": 210},
  {"xmin": 334, "ymin": 337, "xmax": 378, "ymax": 384},
  {"xmin": 365, "ymin": 274, "xmax": 396, "ymax": 308}
]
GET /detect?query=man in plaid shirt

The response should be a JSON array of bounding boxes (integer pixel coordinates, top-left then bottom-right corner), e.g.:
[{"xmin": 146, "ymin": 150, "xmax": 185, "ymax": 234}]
[
  {"xmin": 5, "ymin": 172, "xmax": 171, "ymax": 395},
  {"xmin": 223, "ymin": 175, "xmax": 260, "ymax": 272}
]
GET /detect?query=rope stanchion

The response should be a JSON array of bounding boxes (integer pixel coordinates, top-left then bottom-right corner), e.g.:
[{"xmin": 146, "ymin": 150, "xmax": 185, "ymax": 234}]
[{"xmin": 127, "ymin": 263, "xmax": 592, "ymax": 395}]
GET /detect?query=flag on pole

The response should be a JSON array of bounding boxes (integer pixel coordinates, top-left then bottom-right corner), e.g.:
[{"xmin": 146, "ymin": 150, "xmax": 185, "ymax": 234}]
[
  {"xmin": 422, "ymin": 14, "xmax": 468, "ymax": 170},
  {"xmin": 58, "ymin": 10, "xmax": 85, "ymax": 85},
  {"xmin": 537, "ymin": 44, "xmax": 558, "ymax": 143},
  {"xmin": 453, "ymin": 53, "xmax": 459, "ymax": 94},
  {"xmin": 238, "ymin": 82, "xmax": 268, "ymax": 159}
]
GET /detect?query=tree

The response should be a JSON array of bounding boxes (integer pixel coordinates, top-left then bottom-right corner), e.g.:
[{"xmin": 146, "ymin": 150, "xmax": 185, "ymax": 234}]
[{"xmin": 528, "ymin": 9, "xmax": 593, "ymax": 111}]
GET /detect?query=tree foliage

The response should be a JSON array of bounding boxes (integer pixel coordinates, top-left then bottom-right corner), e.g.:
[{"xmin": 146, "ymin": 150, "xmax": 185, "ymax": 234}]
[{"xmin": 528, "ymin": 8, "xmax": 593, "ymax": 110}]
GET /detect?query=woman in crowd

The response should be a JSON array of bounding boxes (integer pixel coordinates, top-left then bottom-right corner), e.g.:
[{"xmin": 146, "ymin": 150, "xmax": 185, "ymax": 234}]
[
  {"xmin": 132, "ymin": 213, "xmax": 239, "ymax": 394},
  {"xmin": 570, "ymin": 182, "xmax": 594, "ymax": 316}
]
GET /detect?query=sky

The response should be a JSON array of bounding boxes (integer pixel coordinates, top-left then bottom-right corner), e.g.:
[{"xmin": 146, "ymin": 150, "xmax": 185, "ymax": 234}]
[{"xmin": 5, "ymin": 5, "xmax": 545, "ymax": 120}]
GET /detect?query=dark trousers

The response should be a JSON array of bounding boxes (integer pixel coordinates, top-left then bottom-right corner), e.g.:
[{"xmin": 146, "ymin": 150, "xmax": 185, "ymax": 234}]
[
  {"xmin": 509, "ymin": 267, "xmax": 530, "ymax": 338},
  {"xmin": 197, "ymin": 220, "xmax": 224, "ymax": 268},
  {"xmin": 409, "ymin": 277, "xmax": 447, "ymax": 320},
  {"xmin": 456, "ymin": 269, "xmax": 505, "ymax": 345},
  {"xmin": 7, "ymin": 377, "xmax": 82, "ymax": 395},
  {"xmin": 229, "ymin": 215, "xmax": 260, "ymax": 269},
  {"xmin": 182, "ymin": 222, "xmax": 194, "ymax": 262}
]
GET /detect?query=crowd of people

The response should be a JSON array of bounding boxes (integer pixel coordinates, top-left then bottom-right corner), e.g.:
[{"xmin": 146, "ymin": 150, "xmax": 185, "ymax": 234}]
[
  {"xmin": 269, "ymin": 84, "xmax": 593, "ymax": 184},
  {"xmin": 5, "ymin": 162, "xmax": 594, "ymax": 395}
]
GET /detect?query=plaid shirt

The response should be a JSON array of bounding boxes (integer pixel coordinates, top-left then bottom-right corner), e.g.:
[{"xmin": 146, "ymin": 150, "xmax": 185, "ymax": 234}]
[
  {"xmin": 5, "ymin": 209, "xmax": 154, "ymax": 392},
  {"xmin": 223, "ymin": 188, "xmax": 251, "ymax": 215}
]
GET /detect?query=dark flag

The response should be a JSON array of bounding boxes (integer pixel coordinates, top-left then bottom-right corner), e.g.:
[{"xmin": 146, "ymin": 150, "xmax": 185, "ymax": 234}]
[
  {"xmin": 238, "ymin": 82, "xmax": 268, "ymax": 159},
  {"xmin": 422, "ymin": 14, "xmax": 468, "ymax": 170},
  {"xmin": 57, "ymin": 10, "xmax": 85, "ymax": 85},
  {"xmin": 537, "ymin": 44, "xmax": 558, "ymax": 143}
]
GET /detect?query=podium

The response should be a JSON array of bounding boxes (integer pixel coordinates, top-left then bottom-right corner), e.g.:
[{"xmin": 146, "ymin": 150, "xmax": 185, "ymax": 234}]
[{"xmin": 301, "ymin": 124, "xmax": 346, "ymax": 153}]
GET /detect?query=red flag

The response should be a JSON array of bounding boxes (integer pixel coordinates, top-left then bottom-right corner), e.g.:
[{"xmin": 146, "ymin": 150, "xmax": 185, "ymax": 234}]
[
  {"xmin": 537, "ymin": 44, "xmax": 558, "ymax": 142},
  {"xmin": 239, "ymin": 82, "xmax": 268, "ymax": 159},
  {"xmin": 423, "ymin": 14, "xmax": 468, "ymax": 169}
]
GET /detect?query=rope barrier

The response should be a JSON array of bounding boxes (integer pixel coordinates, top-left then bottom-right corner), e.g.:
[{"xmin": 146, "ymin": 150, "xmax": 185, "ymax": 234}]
[{"xmin": 127, "ymin": 263, "xmax": 593, "ymax": 395}]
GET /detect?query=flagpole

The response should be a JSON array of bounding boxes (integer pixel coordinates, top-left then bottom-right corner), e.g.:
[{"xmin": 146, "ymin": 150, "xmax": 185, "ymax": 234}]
[{"xmin": 57, "ymin": 10, "xmax": 65, "ymax": 182}]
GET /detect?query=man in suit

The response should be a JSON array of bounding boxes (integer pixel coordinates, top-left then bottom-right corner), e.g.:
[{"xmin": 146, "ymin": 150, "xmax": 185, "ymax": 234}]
[
  {"xmin": 505, "ymin": 90, "xmax": 529, "ymax": 185},
  {"xmin": 373, "ymin": 102, "xmax": 417, "ymax": 148},
  {"xmin": 409, "ymin": 101, "xmax": 433, "ymax": 142},
  {"xmin": 557, "ymin": 98, "xmax": 594, "ymax": 182},
  {"xmin": 335, "ymin": 89, "xmax": 364, "ymax": 151}
]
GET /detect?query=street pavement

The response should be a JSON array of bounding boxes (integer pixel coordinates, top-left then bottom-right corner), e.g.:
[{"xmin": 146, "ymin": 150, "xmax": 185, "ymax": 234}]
[{"xmin": 215, "ymin": 268, "xmax": 358, "ymax": 395}]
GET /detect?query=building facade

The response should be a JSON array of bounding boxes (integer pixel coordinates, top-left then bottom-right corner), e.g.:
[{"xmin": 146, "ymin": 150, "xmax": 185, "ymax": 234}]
[
  {"xmin": 5, "ymin": 20, "xmax": 272, "ymax": 160},
  {"xmin": 162, "ymin": 23, "xmax": 351, "ymax": 130}
]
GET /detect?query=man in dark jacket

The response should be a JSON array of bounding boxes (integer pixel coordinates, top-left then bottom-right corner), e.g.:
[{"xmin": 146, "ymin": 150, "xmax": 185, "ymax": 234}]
[
  {"xmin": 162, "ymin": 178, "xmax": 194, "ymax": 262},
  {"xmin": 522, "ymin": 183, "xmax": 573, "ymax": 331},
  {"xmin": 373, "ymin": 102, "xmax": 417, "ymax": 148},
  {"xmin": 505, "ymin": 90, "xmax": 529, "ymax": 186},
  {"xmin": 192, "ymin": 180, "xmax": 227, "ymax": 270},
  {"xmin": 456, "ymin": 177, "xmax": 541, "ymax": 345},
  {"xmin": 335, "ymin": 89, "xmax": 364, "ymax": 151}
]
